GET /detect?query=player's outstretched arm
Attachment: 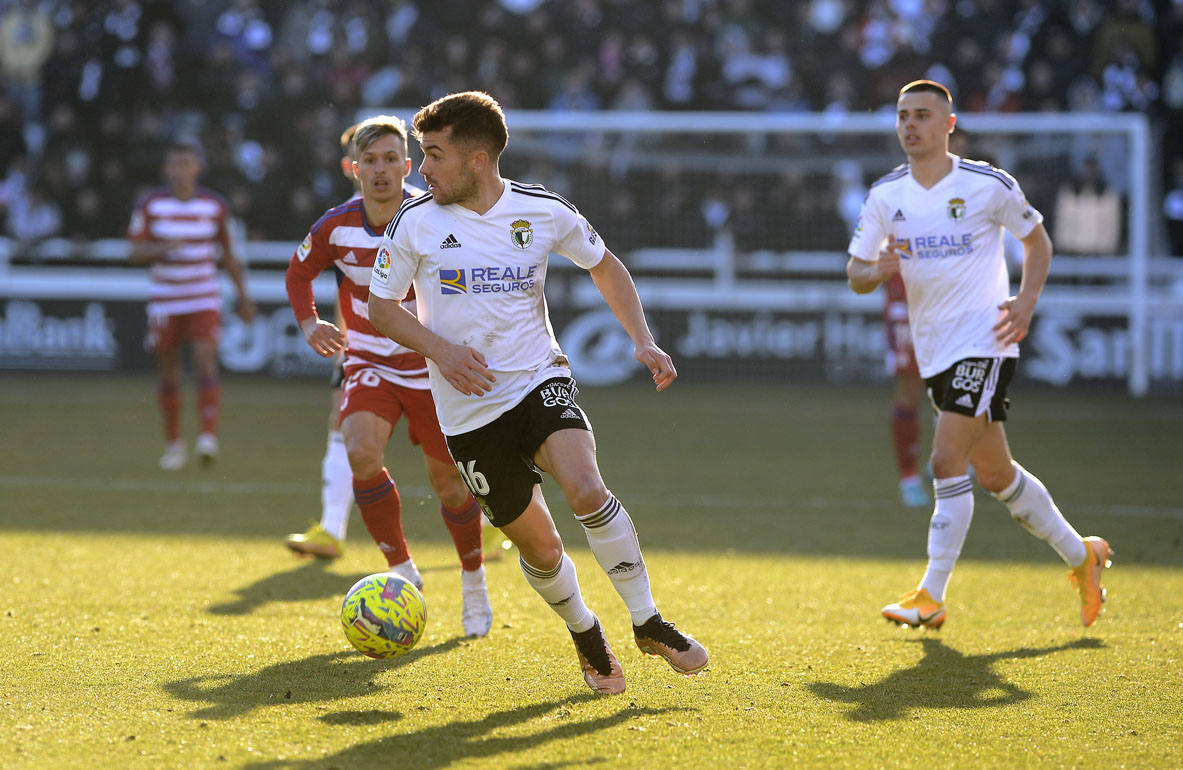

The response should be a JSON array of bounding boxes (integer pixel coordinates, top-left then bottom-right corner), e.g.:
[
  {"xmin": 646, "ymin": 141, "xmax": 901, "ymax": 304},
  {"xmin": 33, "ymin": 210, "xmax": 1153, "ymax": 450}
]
[
  {"xmin": 588, "ymin": 249, "xmax": 676, "ymax": 391},
  {"xmin": 368, "ymin": 294, "xmax": 495, "ymax": 396},
  {"xmin": 995, "ymin": 222, "xmax": 1052, "ymax": 344}
]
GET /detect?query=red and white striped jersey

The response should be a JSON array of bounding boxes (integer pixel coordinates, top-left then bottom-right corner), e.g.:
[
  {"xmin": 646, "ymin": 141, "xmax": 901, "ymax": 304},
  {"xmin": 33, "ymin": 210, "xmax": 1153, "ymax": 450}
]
[
  {"xmin": 128, "ymin": 187, "xmax": 234, "ymax": 318},
  {"xmin": 287, "ymin": 191, "xmax": 428, "ymax": 386}
]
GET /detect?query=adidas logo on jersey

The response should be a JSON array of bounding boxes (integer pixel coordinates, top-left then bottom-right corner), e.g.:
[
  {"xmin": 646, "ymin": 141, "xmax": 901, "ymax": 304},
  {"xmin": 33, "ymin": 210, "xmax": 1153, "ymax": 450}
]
[
  {"xmin": 892, "ymin": 209, "xmax": 906, "ymax": 222},
  {"xmin": 343, "ymin": 250, "xmax": 358, "ymax": 264},
  {"xmin": 440, "ymin": 233, "xmax": 461, "ymax": 249},
  {"xmin": 954, "ymin": 394, "xmax": 974, "ymax": 408}
]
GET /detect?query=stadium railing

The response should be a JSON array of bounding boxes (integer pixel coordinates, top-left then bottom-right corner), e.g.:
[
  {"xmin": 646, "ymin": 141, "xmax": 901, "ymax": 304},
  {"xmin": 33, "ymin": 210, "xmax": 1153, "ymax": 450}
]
[{"xmin": 2, "ymin": 110, "xmax": 1181, "ymax": 393}]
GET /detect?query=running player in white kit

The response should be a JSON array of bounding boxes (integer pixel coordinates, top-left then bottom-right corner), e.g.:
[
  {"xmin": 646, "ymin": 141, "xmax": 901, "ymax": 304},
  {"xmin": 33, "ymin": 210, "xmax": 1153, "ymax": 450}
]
[
  {"xmin": 369, "ymin": 91, "xmax": 708, "ymax": 694},
  {"xmin": 846, "ymin": 80, "xmax": 1110, "ymax": 630}
]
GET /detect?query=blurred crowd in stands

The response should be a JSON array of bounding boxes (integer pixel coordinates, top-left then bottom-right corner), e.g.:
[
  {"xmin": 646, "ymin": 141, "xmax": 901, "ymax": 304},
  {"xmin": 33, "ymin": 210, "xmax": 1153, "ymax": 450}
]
[{"xmin": 0, "ymin": 0, "xmax": 1180, "ymax": 256}]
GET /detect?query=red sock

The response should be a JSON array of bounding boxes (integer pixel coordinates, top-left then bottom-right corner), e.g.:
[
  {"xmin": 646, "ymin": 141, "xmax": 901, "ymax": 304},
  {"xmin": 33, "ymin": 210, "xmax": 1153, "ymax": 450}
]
[
  {"xmin": 158, "ymin": 379, "xmax": 181, "ymax": 441},
  {"xmin": 891, "ymin": 406, "xmax": 920, "ymax": 479},
  {"xmin": 440, "ymin": 496, "xmax": 483, "ymax": 571},
  {"xmin": 353, "ymin": 469, "xmax": 410, "ymax": 567},
  {"xmin": 197, "ymin": 376, "xmax": 220, "ymax": 435}
]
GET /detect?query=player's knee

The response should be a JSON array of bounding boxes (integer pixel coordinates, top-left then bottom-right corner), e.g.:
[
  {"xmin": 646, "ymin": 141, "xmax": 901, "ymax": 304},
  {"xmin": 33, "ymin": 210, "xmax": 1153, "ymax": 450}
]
[
  {"xmin": 345, "ymin": 445, "xmax": 383, "ymax": 480},
  {"xmin": 932, "ymin": 454, "xmax": 960, "ymax": 477},
  {"xmin": 437, "ymin": 479, "xmax": 471, "ymax": 509},
  {"xmin": 564, "ymin": 477, "xmax": 610, "ymax": 516},
  {"xmin": 425, "ymin": 462, "xmax": 470, "ymax": 508},
  {"xmin": 517, "ymin": 535, "xmax": 564, "ymax": 572},
  {"xmin": 929, "ymin": 451, "xmax": 965, "ymax": 480},
  {"xmin": 974, "ymin": 463, "xmax": 1014, "ymax": 494}
]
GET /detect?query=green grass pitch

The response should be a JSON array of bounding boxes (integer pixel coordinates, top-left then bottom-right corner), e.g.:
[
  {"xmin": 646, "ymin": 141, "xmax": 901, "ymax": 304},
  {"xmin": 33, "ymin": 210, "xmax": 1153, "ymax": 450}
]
[{"xmin": 1, "ymin": 373, "xmax": 1181, "ymax": 768}]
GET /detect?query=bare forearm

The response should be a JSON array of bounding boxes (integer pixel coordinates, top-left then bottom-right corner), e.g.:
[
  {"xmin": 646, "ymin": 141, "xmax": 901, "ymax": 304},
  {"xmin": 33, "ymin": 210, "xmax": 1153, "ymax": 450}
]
[
  {"xmin": 846, "ymin": 256, "xmax": 883, "ymax": 294},
  {"xmin": 1017, "ymin": 227, "xmax": 1052, "ymax": 305},
  {"xmin": 589, "ymin": 251, "xmax": 655, "ymax": 345},
  {"xmin": 369, "ymin": 294, "xmax": 495, "ymax": 395},
  {"xmin": 368, "ymin": 296, "xmax": 443, "ymax": 359},
  {"xmin": 589, "ymin": 250, "xmax": 678, "ymax": 390}
]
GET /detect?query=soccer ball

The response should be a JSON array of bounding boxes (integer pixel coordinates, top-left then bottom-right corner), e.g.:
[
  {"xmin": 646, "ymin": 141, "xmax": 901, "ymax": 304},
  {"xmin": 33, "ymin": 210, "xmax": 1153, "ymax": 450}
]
[{"xmin": 340, "ymin": 573, "xmax": 427, "ymax": 659}]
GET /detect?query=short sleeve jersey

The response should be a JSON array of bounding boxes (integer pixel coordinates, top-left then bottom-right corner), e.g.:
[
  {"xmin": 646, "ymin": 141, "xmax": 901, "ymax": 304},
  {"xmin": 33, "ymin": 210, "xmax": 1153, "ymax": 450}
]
[
  {"xmin": 286, "ymin": 189, "xmax": 427, "ymax": 387},
  {"xmin": 847, "ymin": 155, "xmax": 1043, "ymax": 378},
  {"xmin": 128, "ymin": 187, "xmax": 232, "ymax": 318},
  {"xmin": 370, "ymin": 179, "xmax": 606, "ymax": 435}
]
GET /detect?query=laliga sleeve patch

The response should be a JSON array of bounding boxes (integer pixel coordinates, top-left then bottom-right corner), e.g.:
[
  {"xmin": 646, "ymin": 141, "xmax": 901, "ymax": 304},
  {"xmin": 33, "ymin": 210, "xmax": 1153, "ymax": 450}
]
[
  {"xmin": 372, "ymin": 244, "xmax": 391, "ymax": 283},
  {"xmin": 296, "ymin": 233, "xmax": 313, "ymax": 261}
]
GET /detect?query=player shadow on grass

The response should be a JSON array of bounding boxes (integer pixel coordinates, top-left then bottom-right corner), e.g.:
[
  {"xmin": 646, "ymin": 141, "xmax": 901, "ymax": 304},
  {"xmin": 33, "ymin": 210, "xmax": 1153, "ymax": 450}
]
[
  {"xmin": 806, "ymin": 636, "xmax": 1104, "ymax": 723},
  {"xmin": 243, "ymin": 696, "xmax": 687, "ymax": 769},
  {"xmin": 206, "ymin": 559, "xmax": 449, "ymax": 616},
  {"xmin": 163, "ymin": 638, "xmax": 467, "ymax": 719}
]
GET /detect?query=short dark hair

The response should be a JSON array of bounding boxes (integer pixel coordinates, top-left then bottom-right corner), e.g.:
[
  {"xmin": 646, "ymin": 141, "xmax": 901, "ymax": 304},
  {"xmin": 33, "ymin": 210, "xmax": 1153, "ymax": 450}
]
[
  {"xmin": 412, "ymin": 91, "xmax": 508, "ymax": 158},
  {"xmin": 351, "ymin": 115, "xmax": 408, "ymax": 158},
  {"xmin": 899, "ymin": 79, "xmax": 953, "ymax": 109}
]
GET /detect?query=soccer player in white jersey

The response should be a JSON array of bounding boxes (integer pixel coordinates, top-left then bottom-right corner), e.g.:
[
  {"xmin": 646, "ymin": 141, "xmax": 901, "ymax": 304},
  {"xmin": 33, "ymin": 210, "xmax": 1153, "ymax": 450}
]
[
  {"xmin": 846, "ymin": 80, "xmax": 1111, "ymax": 629},
  {"xmin": 285, "ymin": 115, "xmax": 492, "ymax": 637},
  {"xmin": 128, "ymin": 140, "xmax": 255, "ymax": 471},
  {"xmin": 368, "ymin": 91, "xmax": 708, "ymax": 694}
]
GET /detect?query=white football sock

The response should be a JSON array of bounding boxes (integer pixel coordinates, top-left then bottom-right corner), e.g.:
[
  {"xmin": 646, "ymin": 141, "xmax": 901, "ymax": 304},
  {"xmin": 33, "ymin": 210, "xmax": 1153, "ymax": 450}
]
[
  {"xmin": 461, "ymin": 564, "xmax": 486, "ymax": 586},
  {"xmin": 320, "ymin": 430, "xmax": 352, "ymax": 541},
  {"xmin": 993, "ymin": 461, "xmax": 1087, "ymax": 567},
  {"xmin": 576, "ymin": 494, "xmax": 658, "ymax": 626},
  {"xmin": 919, "ymin": 475, "xmax": 975, "ymax": 603},
  {"xmin": 519, "ymin": 552, "xmax": 594, "ymax": 632}
]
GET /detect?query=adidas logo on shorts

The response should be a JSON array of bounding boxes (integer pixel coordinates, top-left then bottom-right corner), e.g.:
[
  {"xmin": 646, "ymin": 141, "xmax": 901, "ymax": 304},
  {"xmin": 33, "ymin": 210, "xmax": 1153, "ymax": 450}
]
[
  {"xmin": 955, "ymin": 394, "xmax": 974, "ymax": 408},
  {"xmin": 560, "ymin": 408, "xmax": 580, "ymax": 420}
]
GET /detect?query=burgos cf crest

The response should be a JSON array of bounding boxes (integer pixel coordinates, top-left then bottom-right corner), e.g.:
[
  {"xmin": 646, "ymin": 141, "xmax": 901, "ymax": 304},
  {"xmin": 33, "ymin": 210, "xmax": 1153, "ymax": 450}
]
[
  {"xmin": 947, "ymin": 198, "xmax": 967, "ymax": 220},
  {"xmin": 440, "ymin": 269, "xmax": 468, "ymax": 295},
  {"xmin": 510, "ymin": 218, "xmax": 533, "ymax": 249}
]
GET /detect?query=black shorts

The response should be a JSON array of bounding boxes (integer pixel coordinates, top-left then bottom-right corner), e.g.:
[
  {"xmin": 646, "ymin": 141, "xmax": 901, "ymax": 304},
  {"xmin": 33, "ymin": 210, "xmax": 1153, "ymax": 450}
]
[
  {"xmin": 926, "ymin": 356, "xmax": 1016, "ymax": 422},
  {"xmin": 445, "ymin": 377, "xmax": 592, "ymax": 527}
]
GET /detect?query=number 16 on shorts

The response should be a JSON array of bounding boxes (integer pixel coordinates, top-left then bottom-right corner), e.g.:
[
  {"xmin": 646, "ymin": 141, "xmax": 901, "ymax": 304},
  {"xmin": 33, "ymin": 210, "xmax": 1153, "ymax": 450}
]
[{"xmin": 456, "ymin": 460, "xmax": 490, "ymax": 496}]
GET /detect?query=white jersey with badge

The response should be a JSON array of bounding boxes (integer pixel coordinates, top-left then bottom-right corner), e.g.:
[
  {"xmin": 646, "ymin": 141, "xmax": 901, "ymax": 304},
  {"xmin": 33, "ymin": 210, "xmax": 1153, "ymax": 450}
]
[
  {"xmin": 370, "ymin": 178, "xmax": 606, "ymax": 435},
  {"xmin": 847, "ymin": 154, "xmax": 1043, "ymax": 378}
]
